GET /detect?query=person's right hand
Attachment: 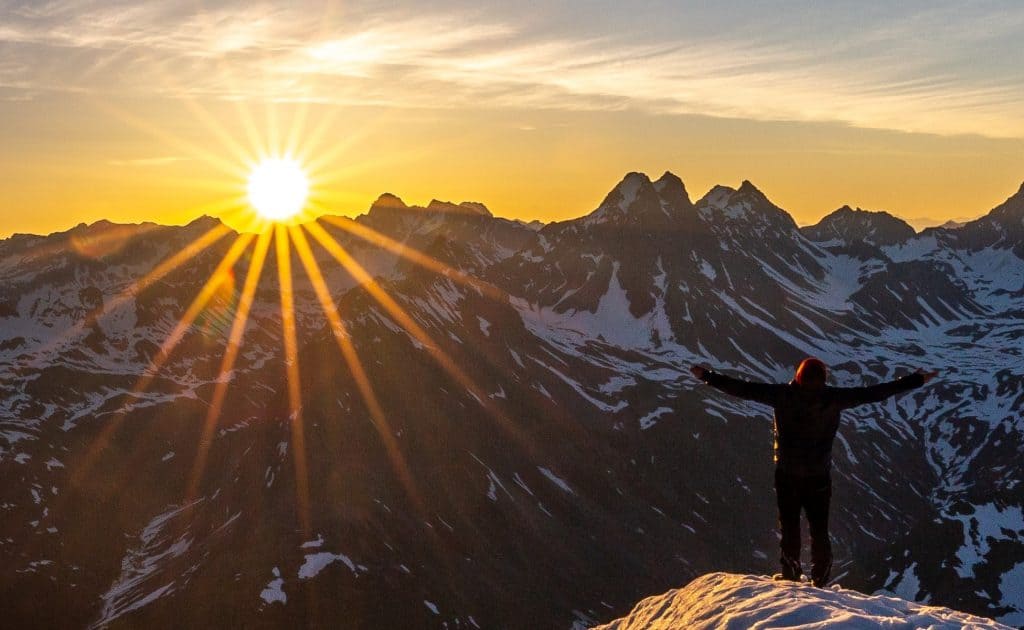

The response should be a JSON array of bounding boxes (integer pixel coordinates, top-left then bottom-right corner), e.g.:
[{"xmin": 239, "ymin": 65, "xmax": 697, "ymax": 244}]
[
  {"xmin": 916, "ymin": 368, "xmax": 939, "ymax": 384},
  {"xmin": 690, "ymin": 365, "xmax": 708, "ymax": 381}
]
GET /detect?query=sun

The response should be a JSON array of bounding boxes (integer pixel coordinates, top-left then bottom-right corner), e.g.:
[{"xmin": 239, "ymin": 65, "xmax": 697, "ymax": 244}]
[{"xmin": 247, "ymin": 157, "xmax": 309, "ymax": 221}]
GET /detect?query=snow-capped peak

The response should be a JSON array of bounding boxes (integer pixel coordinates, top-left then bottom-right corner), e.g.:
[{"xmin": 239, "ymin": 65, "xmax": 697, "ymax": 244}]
[
  {"xmin": 607, "ymin": 172, "xmax": 653, "ymax": 210},
  {"xmin": 653, "ymin": 170, "xmax": 685, "ymax": 196},
  {"xmin": 694, "ymin": 180, "xmax": 795, "ymax": 231},
  {"xmin": 698, "ymin": 184, "xmax": 736, "ymax": 210},
  {"xmin": 653, "ymin": 171, "xmax": 693, "ymax": 210},
  {"xmin": 574, "ymin": 170, "xmax": 699, "ymax": 228},
  {"xmin": 582, "ymin": 172, "xmax": 658, "ymax": 226},
  {"xmin": 803, "ymin": 205, "xmax": 915, "ymax": 246}
]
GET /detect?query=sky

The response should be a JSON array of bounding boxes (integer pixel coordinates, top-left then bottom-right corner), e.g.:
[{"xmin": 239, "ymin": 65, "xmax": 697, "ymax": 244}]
[{"xmin": 1, "ymin": 0, "xmax": 1024, "ymax": 237}]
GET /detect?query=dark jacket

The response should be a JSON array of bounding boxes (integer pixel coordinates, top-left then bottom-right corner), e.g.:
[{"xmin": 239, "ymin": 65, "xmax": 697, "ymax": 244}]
[{"xmin": 703, "ymin": 371, "xmax": 925, "ymax": 477}]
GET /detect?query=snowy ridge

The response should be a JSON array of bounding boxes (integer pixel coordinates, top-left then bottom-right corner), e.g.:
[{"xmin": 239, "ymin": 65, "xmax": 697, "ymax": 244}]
[{"xmin": 592, "ymin": 573, "xmax": 1013, "ymax": 629}]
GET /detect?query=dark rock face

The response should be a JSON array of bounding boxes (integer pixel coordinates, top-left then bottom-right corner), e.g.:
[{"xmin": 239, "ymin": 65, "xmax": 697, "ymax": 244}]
[
  {"xmin": 803, "ymin": 206, "xmax": 916, "ymax": 248},
  {"xmin": 1, "ymin": 175, "xmax": 1023, "ymax": 628}
]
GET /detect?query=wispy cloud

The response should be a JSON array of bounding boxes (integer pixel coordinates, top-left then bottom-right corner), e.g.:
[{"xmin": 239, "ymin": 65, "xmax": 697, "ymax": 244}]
[
  {"xmin": 107, "ymin": 156, "xmax": 188, "ymax": 167},
  {"xmin": 1, "ymin": 1, "xmax": 1023, "ymax": 138}
]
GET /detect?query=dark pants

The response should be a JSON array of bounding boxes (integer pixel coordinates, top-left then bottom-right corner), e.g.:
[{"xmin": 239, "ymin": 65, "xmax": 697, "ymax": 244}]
[{"xmin": 774, "ymin": 469, "xmax": 832, "ymax": 586}]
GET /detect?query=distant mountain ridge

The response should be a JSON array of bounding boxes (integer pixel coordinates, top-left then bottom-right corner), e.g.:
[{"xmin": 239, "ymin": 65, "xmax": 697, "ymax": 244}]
[{"xmin": 1, "ymin": 172, "xmax": 1022, "ymax": 628}]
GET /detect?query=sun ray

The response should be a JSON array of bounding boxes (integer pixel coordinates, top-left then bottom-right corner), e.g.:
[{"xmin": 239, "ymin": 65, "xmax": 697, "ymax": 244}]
[
  {"xmin": 117, "ymin": 223, "xmax": 233, "ymax": 302},
  {"xmin": 163, "ymin": 177, "xmax": 250, "ymax": 194},
  {"xmin": 317, "ymin": 213, "xmax": 507, "ymax": 302},
  {"xmin": 134, "ymin": 22, "xmax": 268, "ymax": 167},
  {"xmin": 284, "ymin": 96, "xmax": 312, "ymax": 161},
  {"xmin": 132, "ymin": 233, "xmax": 257, "ymax": 393},
  {"xmin": 177, "ymin": 95, "xmax": 259, "ymax": 171},
  {"xmin": 274, "ymin": 224, "xmax": 312, "ymax": 535},
  {"xmin": 297, "ymin": 125, "xmax": 378, "ymax": 178},
  {"xmin": 217, "ymin": 204, "xmax": 275, "ymax": 235},
  {"xmin": 288, "ymin": 225, "xmax": 424, "ymax": 512},
  {"xmin": 289, "ymin": 107, "xmax": 343, "ymax": 168},
  {"xmin": 296, "ymin": 108, "xmax": 407, "ymax": 181},
  {"xmin": 267, "ymin": 102, "xmax": 282, "ymax": 164},
  {"xmin": 91, "ymin": 98, "xmax": 249, "ymax": 181},
  {"xmin": 69, "ymin": 233, "xmax": 257, "ymax": 487},
  {"xmin": 32, "ymin": 221, "xmax": 233, "ymax": 362},
  {"xmin": 301, "ymin": 221, "xmax": 528, "ymax": 446},
  {"xmin": 303, "ymin": 145, "xmax": 439, "ymax": 192},
  {"xmin": 186, "ymin": 228, "xmax": 273, "ymax": 502}
]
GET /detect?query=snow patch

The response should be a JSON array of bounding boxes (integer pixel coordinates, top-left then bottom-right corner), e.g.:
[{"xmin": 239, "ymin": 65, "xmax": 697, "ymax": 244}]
[
  {"xmin": 538, "ymin": 466, "xmax": 574, "ymax": 495},
  {"xmin": 638, "ymin": 407, "xmax": 672, "ymax": 430},
  {"xmin": 260, "ymin": 567, "xmax": 286, "ymax": 605},
  {"xmin": 298, "ymin": 552, "xmax": 357, "ymax": 579},
  {"xmin": 594, "ymin": 573, "xmax": 1012, "ymax": 630}
]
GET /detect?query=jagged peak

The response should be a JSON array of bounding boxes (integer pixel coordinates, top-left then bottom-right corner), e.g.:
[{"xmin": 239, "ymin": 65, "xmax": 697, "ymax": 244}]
[
  {"xmin": 697, "ymin": 180, "xmax": 778, "ymax": 211},
  {"xmin": 186, "ymin": 214, "xmax": 228, "ymax": 231},
  {"xmin": 693, "ymin": 181, "xmax": 796, "ymax": 230},
  {"xmin": 578, "ymin": 170, "xmax": 706, "ymax": 228},
  {"xmin": 803, "ymin": 205, "xmax": 915, "ymax": 245},
  {"xmin": 698, "ymin": 184, "xmax": 737, "ymax": 210},
  {"xmin": 370, "ymin": 193, "xmax": 408, "ymax": 210},
  {"xmin": 426, "ymin": 199, "xmax": 452, "ymax": 211},
  {"xmin": 737, "ymin": 179, "xmax": 762, "ymax": 195},
  {"xmin": 823, "ymin": 205, "xmax": 906, "ymax": 222},
  {"xmin": 606, "ymin": 172, "xmax": 654, "ymax": 206},
  {"xmin": 421, "ymin": 199, "xmax": 491, "ymax": 217},
  {"xmin": 654, "ymin": 170, "xmax": 682, "ymax": 187},
  {"xmin": 653, "ymin": 170, "xmax": 692, "ymax": 206},
  {"xmin": 621, "ymin": 171, "xmax": 653, "ymax": 186},
  {"xmin": 582, "ymin": 172, "xmax": 656, "ymax": 221},
  {"xmin": 457, "ymin": 201, "xmax": 492, "ymax": 217}
]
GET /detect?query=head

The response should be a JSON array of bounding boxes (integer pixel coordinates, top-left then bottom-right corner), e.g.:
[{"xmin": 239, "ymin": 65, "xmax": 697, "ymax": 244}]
[{"xmin": 795, "ymin": 357, "xmax": 827, "ymax": 388}]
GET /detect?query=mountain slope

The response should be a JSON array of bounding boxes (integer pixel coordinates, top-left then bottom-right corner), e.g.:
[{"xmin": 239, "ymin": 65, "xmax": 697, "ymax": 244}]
[{"xmin": 1, "ymin": 174, "xmax": 1022, "ymax": 628}]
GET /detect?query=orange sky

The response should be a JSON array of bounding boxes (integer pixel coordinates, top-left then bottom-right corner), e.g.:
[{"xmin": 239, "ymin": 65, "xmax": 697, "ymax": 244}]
[{"xmin": 2, "ymin": 2, "xmax": 1023, "ymax": 237}]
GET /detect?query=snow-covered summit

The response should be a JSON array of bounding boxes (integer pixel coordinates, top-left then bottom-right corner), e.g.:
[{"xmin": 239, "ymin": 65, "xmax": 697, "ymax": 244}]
[
  {"xmin": 803, "ymin": 205, "xmax": 916, "ymax": 247},
  {"xmin": 581, "ymin": 171, "xmax": 693, "ymax": 227},
  {"xmin": 694, "ymin": 180, "xmax": 798, "ymax": 238},
  {"xmin": 592, "ymin": 573, "xmax": 1012, "ymax": 629}
]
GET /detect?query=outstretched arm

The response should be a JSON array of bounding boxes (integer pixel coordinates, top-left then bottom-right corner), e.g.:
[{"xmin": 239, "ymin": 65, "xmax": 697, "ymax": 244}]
[
  {"xmin": 832, "ymin": 369, "xmax": 936, "ymax": 408},
  {"xmin": 690, "ymin": 365, "xmax": 784, "ymax": 407}
]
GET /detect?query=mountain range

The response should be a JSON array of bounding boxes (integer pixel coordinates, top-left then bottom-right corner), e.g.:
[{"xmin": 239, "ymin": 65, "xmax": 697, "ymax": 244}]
[{"xmin": 1, "ymin": 172, "xmax": 1023, "ymax": 628}]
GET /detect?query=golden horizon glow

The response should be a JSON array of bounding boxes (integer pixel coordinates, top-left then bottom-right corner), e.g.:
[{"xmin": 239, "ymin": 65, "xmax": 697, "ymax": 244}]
[
  {"xmin": 56, "ymin": 89, "xmax": 531, "ymax": 526},
  {"xmin": 4, "ymin": 3, "xmax": 1024, "ymax": 237},
  {"xmin": 247, "ymin": 157, "xmax": 310, "ymax": 222}
]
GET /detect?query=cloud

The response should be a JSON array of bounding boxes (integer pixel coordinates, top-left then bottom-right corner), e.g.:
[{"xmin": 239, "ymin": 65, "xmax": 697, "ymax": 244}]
[
  {"xmin": 1, "ymin": 1, "xmax": 1023, "ymax": 139},
  {"xmin": 107, "ymin": 156, "xmax": 188, "ymax": 167}
]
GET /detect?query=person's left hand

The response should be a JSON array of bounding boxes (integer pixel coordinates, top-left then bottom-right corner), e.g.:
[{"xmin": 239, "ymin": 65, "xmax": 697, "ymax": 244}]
[{"xmin": 916, "ymin": 368, "xmax": 939, "ymax": 384}]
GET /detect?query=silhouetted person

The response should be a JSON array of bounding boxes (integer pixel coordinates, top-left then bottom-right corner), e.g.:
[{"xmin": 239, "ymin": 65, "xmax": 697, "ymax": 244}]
[{"xmin": 690, "ymin": 358, "xmax": 937, "ymax": 587}]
